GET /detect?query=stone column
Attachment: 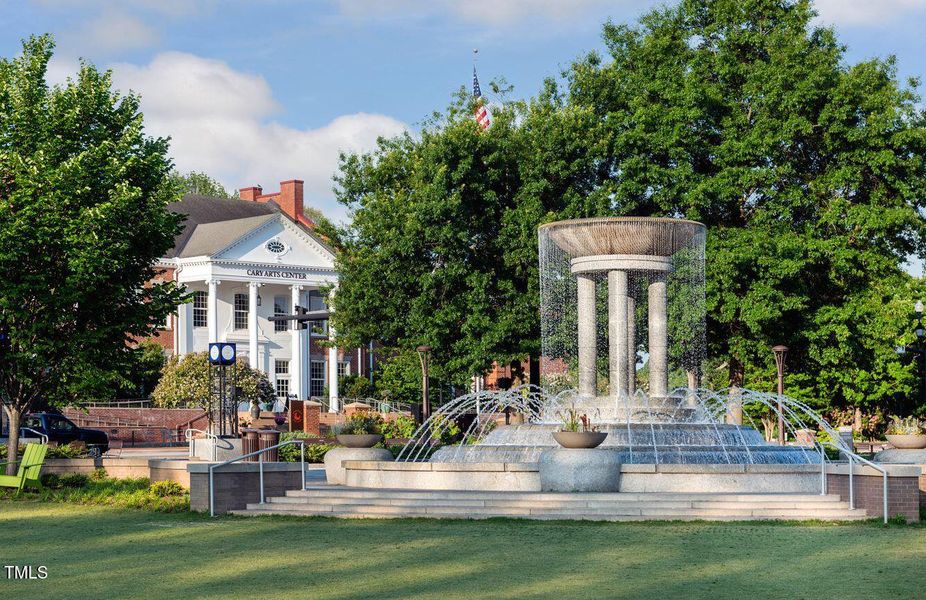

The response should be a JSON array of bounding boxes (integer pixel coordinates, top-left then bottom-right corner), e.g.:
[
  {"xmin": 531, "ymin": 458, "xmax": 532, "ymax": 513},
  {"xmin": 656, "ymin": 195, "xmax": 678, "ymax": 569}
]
[
  {"xmin": 627, "ymin": 295, "xmax": 636, "ymax": 395},
  {"xmin": 576, "ymin": 274, "xmax": 597, "ymax": 397},
  {"xmin": 248, "ymin": 282, "xmax": 261, "ymax": 370},
  {"xmin": 290, "ymin": 285, "xmax": 304, "ymax": 400},
  {"xmin": 607, "ymin": 270, "xmax": 628, "ymax": 396},
  {"xmin": 647, "ymin": 274, "xmax": 668, "ymax": 398},
  {"xmin": 328, "ymin": 331, "xmax": 340, "ymax": 413},
  {"xmin": 177, "ymin": 301, "xmax": 193, "ymax": 356},
  {"xmin": 207, "ymin": 279, "xmax": 220, "ymax": 342}
]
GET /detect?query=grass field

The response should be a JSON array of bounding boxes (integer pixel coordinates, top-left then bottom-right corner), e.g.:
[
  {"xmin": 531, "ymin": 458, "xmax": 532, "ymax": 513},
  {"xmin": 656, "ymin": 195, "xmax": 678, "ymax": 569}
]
[{"xmin": 1, "ymin": 502, "xmax": 924, "ymax": 599}]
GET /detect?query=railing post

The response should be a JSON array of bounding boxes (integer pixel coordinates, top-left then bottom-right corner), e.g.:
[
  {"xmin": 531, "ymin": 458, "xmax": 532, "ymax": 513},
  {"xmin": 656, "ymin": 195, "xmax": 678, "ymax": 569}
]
[
  {"xmin": 259, "ymin": 451, "xmax": 265, "ymax": 505},
  {"xmin": 209, "ymin": 466, "xmax": 215, "ymax": 517},
  {"xmin": 301, "ymin": 442, "xmax": 306, "ymax": 491},
  {"xmin": 848, "ymin": 453, "xmax": 854, "ymax": 510},
  {"xmin": 883, "ymin": 471, "xmax": 888, "ymax": 525},
  {"xmin": 819, "ymin": 444, "xmax": 826, "ymax": 496}
]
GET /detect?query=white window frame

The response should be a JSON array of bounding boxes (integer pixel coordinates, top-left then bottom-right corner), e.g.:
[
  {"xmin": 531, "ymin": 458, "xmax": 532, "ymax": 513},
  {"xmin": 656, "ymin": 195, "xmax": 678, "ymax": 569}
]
[
  {"xmin": 193, "ymin": 291, "xmax": 207, "ymax": 328},
  {"xmin": 233, "ymin": 293, "xmax": 249, "ymax": 331}
]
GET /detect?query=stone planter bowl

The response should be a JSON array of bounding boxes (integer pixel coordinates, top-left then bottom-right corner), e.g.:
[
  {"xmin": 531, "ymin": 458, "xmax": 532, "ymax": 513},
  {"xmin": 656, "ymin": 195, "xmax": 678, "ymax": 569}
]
[
  {"xmin": 336, "ymin": 434, "xmax": 383, "ymax": 448},
  {"xmin": 552, "ymin": 431, "xmax": 608, "ymax": 449},
  {"xmin": 886, "ymin": 434, "xmax": 926, "ymax": 449}
]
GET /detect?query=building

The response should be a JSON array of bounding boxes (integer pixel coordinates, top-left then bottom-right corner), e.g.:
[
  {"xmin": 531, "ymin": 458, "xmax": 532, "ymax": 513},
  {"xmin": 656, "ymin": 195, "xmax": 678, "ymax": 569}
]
[{"xmin": 150, "ymin": 179, "xmax": 372, "ymax": 412}]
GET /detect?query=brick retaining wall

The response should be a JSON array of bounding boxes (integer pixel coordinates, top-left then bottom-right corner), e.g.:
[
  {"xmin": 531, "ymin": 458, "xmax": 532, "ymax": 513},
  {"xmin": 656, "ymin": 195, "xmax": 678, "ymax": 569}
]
[
  {"xmin": 826, "ymin": 464, "xmax": 922, "ymax": 522},
  {"xmin": 188, "ymin": 463, "xmax": 304, "ymax": 514}
]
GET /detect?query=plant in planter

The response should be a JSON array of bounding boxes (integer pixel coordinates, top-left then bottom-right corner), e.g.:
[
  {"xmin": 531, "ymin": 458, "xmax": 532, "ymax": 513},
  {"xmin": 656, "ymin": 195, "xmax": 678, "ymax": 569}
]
[
  {"xmin": 885, "ymin": 416, "xmax": 926, "ymax": 449},
  {"xmin": 334, "ymin": 413, "xmax": 385, "ymax": 447},
  {"xmin": 553, "ymin": 407, "xmax": 607, "ymax": 449}
]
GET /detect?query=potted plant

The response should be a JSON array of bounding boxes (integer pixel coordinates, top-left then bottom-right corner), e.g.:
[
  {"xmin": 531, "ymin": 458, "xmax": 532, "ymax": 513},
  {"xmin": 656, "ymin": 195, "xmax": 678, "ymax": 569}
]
[
  {"xmin": 553, "ymin": 407, "xmax": 607, "ymax": 449},
  {"xmin": 885, "ymin": 416, "xmax": 926, "ymax": 449},
  {"xmin": 335, "ymin": 413, "xmax": 384, "ymax": 448}
]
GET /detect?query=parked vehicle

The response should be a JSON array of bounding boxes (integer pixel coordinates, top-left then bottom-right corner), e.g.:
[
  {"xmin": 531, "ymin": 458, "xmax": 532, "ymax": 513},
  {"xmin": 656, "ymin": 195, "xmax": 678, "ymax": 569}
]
[{"xmin": 20, "ymin": 412, "xmax": 109, "ymax": 455}]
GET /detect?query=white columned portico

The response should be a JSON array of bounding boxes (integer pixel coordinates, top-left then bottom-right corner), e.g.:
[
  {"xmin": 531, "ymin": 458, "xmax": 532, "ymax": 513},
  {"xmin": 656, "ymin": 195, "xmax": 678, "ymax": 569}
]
[
  {"xmin": 290, "ymin": 284, "xmax": 304, "ymax": 399},
  {"xmin": 248, "ymin": 282, "xmax": 262, "ymax": 369},
  {"xmin": 207, "ymin": 279, "xmax": 220, "ymax": 343}
]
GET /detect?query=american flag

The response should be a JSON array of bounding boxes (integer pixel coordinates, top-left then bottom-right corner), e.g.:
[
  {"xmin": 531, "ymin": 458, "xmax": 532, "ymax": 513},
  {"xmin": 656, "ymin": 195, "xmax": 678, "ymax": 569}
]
[{"xmin": 473, "ymin": 66, "xmax": 490, "ymax": 130}]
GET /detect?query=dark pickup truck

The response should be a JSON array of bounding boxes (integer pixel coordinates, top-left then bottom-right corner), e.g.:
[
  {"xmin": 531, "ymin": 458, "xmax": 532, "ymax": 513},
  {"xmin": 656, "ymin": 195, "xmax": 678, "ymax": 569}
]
[{"xmin": 21, "ymin": 412, "xmax": 109, "ymax": 455}]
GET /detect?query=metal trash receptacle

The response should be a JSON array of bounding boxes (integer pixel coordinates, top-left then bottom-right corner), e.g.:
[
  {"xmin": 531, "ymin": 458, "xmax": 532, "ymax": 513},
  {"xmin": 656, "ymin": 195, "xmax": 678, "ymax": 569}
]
[
  {"xmin": 242, "ymin": 429, "xmax": 260, "ymax": 462},
  {"xmin": 258, "ymin": 429, "xmax": 281, "ymax": 462}
]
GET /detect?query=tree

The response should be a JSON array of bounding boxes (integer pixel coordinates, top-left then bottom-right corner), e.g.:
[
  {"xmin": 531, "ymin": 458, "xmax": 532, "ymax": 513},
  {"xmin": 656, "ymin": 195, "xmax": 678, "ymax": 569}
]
[
  {"xmin": 152, "ymin": 353, "xmax": 275, "ymax": 415},
  {"xmin": 552, "ymin": 0, "xmax": 926, "ymax": 414},
  {"xmin": 329, "ymin": 93, "xmax": 535, "ymax": 385},
  {"xmin": 117, "ymin": 339, "xmax": 166, "ymax": 399},
  {"xmin": 167, "ymin": 170, "xmax": 235, "ymax": 199},
  {"xmin": 0, "ymin": 36, "xmax": 188, "ymax": 471}
]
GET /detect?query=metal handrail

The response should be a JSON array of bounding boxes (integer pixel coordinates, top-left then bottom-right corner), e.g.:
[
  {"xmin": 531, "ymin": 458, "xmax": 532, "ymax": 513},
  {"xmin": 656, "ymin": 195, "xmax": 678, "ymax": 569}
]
[
  {"xmin": 208, "ymin": 439, "xmax": 307, "ymax": 517},
  {"xmin": 20, "ymin": 427, "xmax": 49, "ymax": 445},
  {"xmin": 186, "ymin": 429, "xmax": 221, "ymax": 461},
  {"xmin": 817, "ymin": 439, "xmax": 889, "ymax": 524}
]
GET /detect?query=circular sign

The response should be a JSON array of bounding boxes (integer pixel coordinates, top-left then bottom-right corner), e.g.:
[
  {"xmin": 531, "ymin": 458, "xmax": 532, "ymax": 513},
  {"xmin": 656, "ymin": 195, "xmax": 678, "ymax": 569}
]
[
  {"xmin": 209, "ymin": 345, "xmax": 220, "ymax": 361},
  {"xmin": 221, "ymin": 344, "xmax": 236, "ymax": 362}
]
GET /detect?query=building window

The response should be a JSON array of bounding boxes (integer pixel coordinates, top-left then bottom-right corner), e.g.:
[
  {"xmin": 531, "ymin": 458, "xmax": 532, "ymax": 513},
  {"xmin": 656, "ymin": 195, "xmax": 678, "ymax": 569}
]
[
  {"xmin": 310, "ymin": 360, "xmax": 326, "ymax": 397},
  {"xmin": 337, "ymin": 361, "xmax": 350, "ymax": 379},
  {"xmin": 308, "ymin": 289, "xmax": 327, "ymax": 311},
  {"xmin": 275, "ymin": 360, "xmax": 289, "ymax": 398},
  {"xmin": 234, "ymin": 293, "xmax": 249, "ymax": 330},
  {"xmin": 193, "ymin": 291, "xmax": 207, "ymax": 328},
  {"xmin": 274, "ymin": 296, "xmax": 288, "ymax": 333}
]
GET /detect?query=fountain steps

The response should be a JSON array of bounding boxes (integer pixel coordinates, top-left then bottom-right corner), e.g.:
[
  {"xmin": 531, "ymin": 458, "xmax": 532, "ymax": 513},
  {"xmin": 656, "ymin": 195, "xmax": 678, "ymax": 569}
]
[{"xmin": 230, "ymin": 486, "xmax": 867, "ymax": 521}]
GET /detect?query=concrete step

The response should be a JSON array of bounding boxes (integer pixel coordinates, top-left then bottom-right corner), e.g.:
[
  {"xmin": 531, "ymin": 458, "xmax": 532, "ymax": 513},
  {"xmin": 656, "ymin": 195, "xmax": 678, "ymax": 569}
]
[
  {"xmin": 233, "ymin": 504, "xmax": 868, "ymax": 522},
  {"xmin": 286, "ymin": 487, "xmax": 843, "ymax": 504},
  {"xmin": 266, "ymin": 495, "xmax": 850, "ymax": 511}
]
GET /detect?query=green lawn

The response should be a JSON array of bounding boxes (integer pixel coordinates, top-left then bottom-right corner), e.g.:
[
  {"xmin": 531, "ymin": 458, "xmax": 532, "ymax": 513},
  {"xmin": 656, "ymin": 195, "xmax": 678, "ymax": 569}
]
[{"xmin": 1, "ymin": 502, "xmax": 924, "ymax": 599}]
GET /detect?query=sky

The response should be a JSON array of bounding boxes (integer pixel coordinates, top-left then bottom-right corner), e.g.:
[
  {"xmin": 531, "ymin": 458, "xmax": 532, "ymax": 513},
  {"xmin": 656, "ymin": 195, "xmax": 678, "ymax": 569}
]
[{"xmin": 2, "ymin": 0, "xmax": 926, "ymax": 235}]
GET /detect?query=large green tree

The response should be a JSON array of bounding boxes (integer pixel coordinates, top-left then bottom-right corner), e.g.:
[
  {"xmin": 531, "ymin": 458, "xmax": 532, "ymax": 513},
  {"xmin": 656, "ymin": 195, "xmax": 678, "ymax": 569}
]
[
  {"xmin": 0, "ymin": 36, "xmax": 187, "ymax": 468},
  {"xmin": 553, "ymin": 0, "xmax": 926, "ymax": 413},
  {"xmin": 332, "ymin": 0, "xmax": 926, "ymax": 417}
]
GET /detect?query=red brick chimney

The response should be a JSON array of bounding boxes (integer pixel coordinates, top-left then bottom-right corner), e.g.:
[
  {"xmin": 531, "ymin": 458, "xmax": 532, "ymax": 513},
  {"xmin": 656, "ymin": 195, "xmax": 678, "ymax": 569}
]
[{"xmin": 239, "ymin": 180, "xmax": 310, "ymax": 226}]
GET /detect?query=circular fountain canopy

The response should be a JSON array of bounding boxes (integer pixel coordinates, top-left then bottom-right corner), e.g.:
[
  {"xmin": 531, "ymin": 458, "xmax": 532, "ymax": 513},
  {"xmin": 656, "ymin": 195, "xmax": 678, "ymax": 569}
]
[{"xmin": 539, "ymin": 217, "xmax": 705, "ymax": 258}]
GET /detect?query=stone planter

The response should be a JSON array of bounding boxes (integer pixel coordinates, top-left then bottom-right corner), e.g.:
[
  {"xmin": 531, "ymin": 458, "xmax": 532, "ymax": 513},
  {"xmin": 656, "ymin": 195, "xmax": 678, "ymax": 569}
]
[
  {"xmin": 552, "ymin": 431, "xmax": 607, "ymax": 449},
  {"xmin": 538, "ymin": 447, "xmax": 621, "ymax": 492},
  {"xmin": 886, "ymin": 434, "xmax": 926, "ymax": 449},
  {"xmin": 336, "ymin": 434, "xmax": 383, "ymax": 448},
  {"xmin": 324, "ymin": 447, "xmax": 393, "ymax": 485}
]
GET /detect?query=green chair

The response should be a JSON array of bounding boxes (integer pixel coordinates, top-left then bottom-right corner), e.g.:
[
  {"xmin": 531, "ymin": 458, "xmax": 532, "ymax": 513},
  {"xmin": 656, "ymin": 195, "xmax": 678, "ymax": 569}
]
[{"xmin": 0, "ymin": 443, "xmax": 48, "ymax": 494}]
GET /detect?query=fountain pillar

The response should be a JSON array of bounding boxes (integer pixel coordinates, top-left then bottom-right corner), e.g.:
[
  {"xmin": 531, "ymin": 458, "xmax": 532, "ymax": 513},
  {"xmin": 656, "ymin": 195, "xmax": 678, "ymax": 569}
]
[
  {"xmin": 607, "ymin": 270, "xmax": 628, "ymax": 396},
  {"xmin": 627, "ymin": 295, "xmax": 636, "ymax": 395},
  {"xmin": 576, "ymin": 274, "xmax": 597, "ymax": 397},
  {"xmin": 648, "ymin": 274, "xmax": 668, "ymax": 398}
]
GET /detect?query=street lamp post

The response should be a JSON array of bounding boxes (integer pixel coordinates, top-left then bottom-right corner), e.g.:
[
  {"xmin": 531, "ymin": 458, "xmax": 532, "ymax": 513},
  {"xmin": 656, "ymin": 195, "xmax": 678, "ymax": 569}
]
[
  {"xmin": 772, "ymin": 345, "xmax": 788, "ymax": 445},
  {"xmin": 416, "ymin": 345, "xmax": 432, "ymax": 423}
]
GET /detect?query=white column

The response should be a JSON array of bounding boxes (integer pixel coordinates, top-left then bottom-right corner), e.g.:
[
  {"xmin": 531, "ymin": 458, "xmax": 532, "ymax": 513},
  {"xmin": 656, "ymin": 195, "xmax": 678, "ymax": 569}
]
[
  {"xmin": 328, "ymin": 325, "xmax": 339, "ymax": 413},
  {"xmin": 647, "ymin": 275, "xmax": 668, "ymax": 398},
  {"xmin": 177, "ymin": 301, "xmax": 191, "ymax": 356},
  {"xmin": 248, "ymin": 282, "xmax": 261, "ymax": 370},
  {"xmin": 290, "ymin": 285, "xmax": 304, "ymax": 399},
  {"xmin": 608, "ymin": 270, "xmax": 628, "ymax": 397},
  {"xmin": 576, "ymin": 274, "xmax": 597, "ymax": 398},
  {"xmin": 207, "ymin": 279, "xmax": 220, "ymax": 342}
]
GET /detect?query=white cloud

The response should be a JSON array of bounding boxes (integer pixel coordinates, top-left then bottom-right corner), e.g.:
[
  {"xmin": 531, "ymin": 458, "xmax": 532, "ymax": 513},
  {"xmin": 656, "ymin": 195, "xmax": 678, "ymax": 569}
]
[
  {"xmin": 110, "ymin": 52, "xmax": 407, "ymax": 221},
  {"xmin": 333, "ymin": 0, "xmax": 628, "ymax": 27},
  {"xmin": 814, "ymin": 0, "xmax": 926, "ymax": 26},
  {"xmin": 60, "ymin": 10, "xmax": 160, "ymax": 55}
]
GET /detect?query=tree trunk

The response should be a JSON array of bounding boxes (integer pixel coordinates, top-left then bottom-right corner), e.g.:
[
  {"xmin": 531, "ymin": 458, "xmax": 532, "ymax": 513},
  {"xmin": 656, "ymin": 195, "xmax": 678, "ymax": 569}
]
[{"xmin": 5, "ymin": 407, "xmax": 20, "ymax": 476}]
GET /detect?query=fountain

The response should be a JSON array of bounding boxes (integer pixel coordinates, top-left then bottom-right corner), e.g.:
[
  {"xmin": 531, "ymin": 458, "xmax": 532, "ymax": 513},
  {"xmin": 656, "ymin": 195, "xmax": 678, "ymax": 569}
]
[{"xmin": 397, "ymin": 218, "xmax": 843, "ymax": 466}]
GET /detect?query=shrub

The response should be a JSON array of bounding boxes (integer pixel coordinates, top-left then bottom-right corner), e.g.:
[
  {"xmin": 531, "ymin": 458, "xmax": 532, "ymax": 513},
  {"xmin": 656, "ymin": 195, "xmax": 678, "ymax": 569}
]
[
  {"xmin": 41, "ymin": 473, "xmax": 90, "ymax": 489},
  {"xmin": 150, "ymin": 480, "xmax": 186, "ymax": 497},
  {"xmin": 48, "ymin": 443, "xmax": 89, "ymax": 459},
  {"xmin": 335, "ymin": 413, "xmax": 383, "ymax": 435},
  {"xmin": 429, "ymin": 415, "xmax": 461, "ymax": 445},
  {"xmin": 278, "ymin": 432, "xmax": 335, "ymax": 463},
  {"xmin": 381, "ymin": 415, "xmax": 417, "ymax": 439},
  {"xmin": 90, "ymin": 467, "xmax": 108, "ymax": 481},
  {"xmin": 886, "ymin": 416, "xmax": 924, "ymax": 435}
]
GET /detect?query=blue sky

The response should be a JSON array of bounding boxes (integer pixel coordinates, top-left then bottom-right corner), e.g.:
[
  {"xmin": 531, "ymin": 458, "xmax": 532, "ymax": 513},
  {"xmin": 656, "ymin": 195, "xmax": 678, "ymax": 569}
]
[{"xmin": 2, "ymin": 0, "xmax": 926, "ymax": 235}]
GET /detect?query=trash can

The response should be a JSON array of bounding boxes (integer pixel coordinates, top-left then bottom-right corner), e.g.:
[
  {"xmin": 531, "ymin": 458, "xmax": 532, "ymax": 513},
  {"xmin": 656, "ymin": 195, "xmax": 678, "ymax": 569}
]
[
  {"xmin": 258, "ymin": 429, "xmax": 281, "ymax": 462},
  {"xmin": 241, "ymin": 429, "xmax": 260, "ymax": 462}
]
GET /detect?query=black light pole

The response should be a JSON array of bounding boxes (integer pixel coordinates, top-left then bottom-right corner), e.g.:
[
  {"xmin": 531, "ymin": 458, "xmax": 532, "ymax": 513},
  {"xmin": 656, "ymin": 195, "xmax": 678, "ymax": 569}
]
[
  {"xmin": 772, "ymin": 345, "xmax": 788, "ymax": 445},
  {"xmin": 416, "ymin": 345, "xmax": 432, "ymax": 423}
]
